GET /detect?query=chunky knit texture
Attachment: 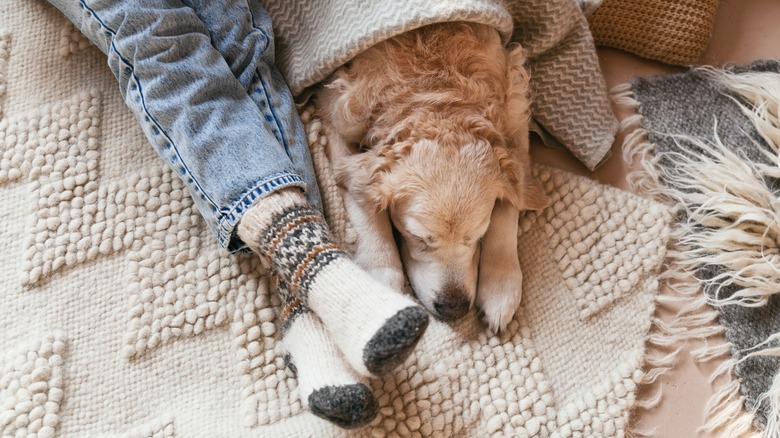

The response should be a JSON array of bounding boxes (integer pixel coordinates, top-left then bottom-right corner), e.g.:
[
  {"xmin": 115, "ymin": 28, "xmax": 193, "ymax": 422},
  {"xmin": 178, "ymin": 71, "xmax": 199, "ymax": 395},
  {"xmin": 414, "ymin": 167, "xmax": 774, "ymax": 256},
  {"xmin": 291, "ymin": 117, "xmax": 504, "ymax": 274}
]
[
  {"xmin": 0, "ymin": 333, "xmax": 65, "ymax": 437},
  {"xmin": 588, "ymin": 0, "xmax": 719, "ymax": 66},
  {"xmin": 0, "ymin": 3, "xmax": 672, "ymax": 436}
]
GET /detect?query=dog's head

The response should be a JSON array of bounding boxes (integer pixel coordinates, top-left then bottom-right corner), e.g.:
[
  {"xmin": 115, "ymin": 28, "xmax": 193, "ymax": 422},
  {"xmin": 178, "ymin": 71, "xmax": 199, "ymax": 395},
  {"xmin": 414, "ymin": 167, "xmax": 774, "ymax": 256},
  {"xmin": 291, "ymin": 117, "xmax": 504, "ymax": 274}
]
[
  {"xmin": 385, "ymin": 137, "xmax": 516, "ymax": 319},
  {"xmin": 332, "ymin": 25, "xmax": 548, "ymax": 320},
  {"xmin": 340, "ymin": 131, "xmax": 546, "ymax": 321}
]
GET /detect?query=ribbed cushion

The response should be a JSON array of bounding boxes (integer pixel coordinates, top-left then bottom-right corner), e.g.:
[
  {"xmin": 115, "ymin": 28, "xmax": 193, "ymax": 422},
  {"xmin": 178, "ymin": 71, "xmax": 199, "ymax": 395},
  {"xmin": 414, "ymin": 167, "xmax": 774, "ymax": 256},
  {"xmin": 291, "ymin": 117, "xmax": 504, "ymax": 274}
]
[{"xmin": 589, "ymin": 0, "xmax": 719, "ymax": 66}]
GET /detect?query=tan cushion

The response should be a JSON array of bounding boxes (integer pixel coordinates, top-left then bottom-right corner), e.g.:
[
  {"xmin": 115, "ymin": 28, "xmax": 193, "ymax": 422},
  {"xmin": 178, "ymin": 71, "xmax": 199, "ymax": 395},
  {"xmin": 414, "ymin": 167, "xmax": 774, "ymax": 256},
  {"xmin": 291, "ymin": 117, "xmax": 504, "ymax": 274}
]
[{"xmin": 588, "ymin": 0, "xmax": 719, "ymax": 66}]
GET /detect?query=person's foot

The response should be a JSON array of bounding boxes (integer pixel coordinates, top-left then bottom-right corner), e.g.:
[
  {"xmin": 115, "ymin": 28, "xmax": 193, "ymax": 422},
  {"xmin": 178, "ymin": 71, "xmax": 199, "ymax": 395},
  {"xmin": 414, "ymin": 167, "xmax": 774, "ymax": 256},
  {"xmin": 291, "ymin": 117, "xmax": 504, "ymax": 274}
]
[
  {"xmin": 238, "ymin": 189, "xmax": 429, "ymax": 377},
  {"xmin": 281, "ymin": 298, "xmax": 378, "ymax": 428},
  {"xmin": 307, "ymin": 385, "xmax": 378, "ymax": 429}
]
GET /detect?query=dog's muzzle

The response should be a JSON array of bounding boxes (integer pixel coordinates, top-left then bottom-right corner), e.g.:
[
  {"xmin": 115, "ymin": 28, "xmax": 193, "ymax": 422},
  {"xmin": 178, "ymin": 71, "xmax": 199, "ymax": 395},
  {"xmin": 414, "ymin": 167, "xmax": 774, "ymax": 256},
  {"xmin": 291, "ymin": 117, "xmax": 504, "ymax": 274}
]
[{"xmin": 433, "ymin": 282, "xmax": 470, "ymax": 320}]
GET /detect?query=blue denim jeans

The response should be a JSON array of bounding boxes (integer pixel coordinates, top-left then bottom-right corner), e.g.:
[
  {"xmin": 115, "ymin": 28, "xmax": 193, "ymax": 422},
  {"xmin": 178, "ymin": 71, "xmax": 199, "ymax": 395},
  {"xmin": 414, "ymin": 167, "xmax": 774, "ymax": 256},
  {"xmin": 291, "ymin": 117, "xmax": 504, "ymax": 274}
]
[{"xmin": 47, "ymin": 0, "xmax": 322, "ymax": 252}]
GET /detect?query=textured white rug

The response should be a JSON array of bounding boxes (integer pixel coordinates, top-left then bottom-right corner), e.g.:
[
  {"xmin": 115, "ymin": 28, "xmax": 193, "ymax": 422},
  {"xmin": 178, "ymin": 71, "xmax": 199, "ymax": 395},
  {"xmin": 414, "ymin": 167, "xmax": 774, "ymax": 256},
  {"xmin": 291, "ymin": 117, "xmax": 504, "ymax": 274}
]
[{"xmin": 0, "ymin": 2, "xmax": 671, "ymax": 437}]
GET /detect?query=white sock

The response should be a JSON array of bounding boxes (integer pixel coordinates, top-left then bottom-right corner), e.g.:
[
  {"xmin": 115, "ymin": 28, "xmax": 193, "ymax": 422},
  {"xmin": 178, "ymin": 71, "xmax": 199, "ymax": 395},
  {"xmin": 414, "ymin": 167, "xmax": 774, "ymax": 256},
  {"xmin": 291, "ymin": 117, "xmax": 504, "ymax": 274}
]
[
  {"xmin": 238, "ymin": 189, "xmax": 429, "ymax": 377},
  {"xmin": 283, "ymin": 309, "xmax": 377, "ymax": 428}
]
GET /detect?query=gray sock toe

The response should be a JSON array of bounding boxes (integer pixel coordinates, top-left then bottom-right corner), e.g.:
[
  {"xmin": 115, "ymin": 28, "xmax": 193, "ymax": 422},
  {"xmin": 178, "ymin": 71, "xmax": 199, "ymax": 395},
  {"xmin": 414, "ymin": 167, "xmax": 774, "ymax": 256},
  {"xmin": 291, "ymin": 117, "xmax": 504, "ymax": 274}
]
[
  {"xmin": 363, "ymin": 306, "xmax": 429, "ymax": 375},
  {"xmin": 308, "ymin": 384, "xmax": 379, "ymax": 429}
]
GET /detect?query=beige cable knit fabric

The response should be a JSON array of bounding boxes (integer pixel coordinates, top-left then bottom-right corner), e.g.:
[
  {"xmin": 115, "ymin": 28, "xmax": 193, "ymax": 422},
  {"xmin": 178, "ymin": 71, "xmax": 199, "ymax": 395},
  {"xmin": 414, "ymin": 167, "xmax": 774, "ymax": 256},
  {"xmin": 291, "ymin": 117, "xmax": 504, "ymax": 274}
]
[
  {"xmin": 262, "ymin": 0, "xmax": 618, "ymax": 171},
  {"xmin": 0, "ymin": 2, "xmax": 671, "ymax": 436},
  {"xmin": 506, "ymin": 0, "xmax": 618, "ymax": 170}
]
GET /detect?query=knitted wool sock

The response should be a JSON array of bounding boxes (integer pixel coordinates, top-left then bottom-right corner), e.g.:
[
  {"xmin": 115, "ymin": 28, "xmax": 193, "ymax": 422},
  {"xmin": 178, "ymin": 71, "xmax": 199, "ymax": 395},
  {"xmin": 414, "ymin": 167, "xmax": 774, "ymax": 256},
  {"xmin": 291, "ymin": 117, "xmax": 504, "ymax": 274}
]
[
  {"xmin": 238, "ymin": 189, "xmax": 429, "ymax": 377},
  {"xmin": 275, "ymin": 278, "xmax": 378, "ymax": 428}
]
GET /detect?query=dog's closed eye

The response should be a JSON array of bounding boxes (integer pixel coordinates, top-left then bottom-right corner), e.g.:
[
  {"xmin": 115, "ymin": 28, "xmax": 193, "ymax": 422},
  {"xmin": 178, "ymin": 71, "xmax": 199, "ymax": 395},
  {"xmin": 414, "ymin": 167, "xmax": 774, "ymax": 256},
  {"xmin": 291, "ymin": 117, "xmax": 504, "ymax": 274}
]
[
  {"xmin": 411, "ymin": 235, "xmax": 434, "ymax": 252},
  {"xmin": 412, "ymin": 235, "xmax": 433, "ymax": 252}
]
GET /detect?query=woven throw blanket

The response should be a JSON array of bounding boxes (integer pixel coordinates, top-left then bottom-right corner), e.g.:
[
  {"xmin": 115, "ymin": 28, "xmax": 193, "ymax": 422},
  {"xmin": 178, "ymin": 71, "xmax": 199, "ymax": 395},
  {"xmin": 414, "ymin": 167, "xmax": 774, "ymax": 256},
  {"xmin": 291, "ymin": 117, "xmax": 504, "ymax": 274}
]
[
  {"xmin": 0, "ymin": 2, "xmax": 671, "ymax": 436},
  {"xmin": 616, "ymin": 60, "xmax": 780, "ymax": 437},
  {"xmin": 262, "ymin": 0, "xmax": 618, "ymax": 171}
]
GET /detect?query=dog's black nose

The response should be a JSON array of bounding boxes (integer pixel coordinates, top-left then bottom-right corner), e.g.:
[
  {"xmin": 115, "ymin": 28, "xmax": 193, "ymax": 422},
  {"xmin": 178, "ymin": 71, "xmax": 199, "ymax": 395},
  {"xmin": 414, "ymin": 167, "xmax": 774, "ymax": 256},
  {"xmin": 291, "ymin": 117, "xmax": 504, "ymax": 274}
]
[{"xmin": 433, "ymin": 287, "xmax": 470, "ymax": 320}]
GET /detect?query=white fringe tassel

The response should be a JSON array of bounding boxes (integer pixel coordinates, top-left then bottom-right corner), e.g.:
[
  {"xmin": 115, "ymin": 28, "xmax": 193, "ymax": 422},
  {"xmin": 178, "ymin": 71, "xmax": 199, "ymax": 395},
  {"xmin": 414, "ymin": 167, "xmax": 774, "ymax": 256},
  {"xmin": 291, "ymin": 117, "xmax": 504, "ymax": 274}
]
[
  {"xmin": 612, "ymin": 70, "xmax": 780, "ymax": 437},
  {"xmin": 613, "ymin": 83, "xmax": 718, "ymax": 436},
  {"xmin": 757, "ymin": 371, "xmax": 780, "ymax": 437}
]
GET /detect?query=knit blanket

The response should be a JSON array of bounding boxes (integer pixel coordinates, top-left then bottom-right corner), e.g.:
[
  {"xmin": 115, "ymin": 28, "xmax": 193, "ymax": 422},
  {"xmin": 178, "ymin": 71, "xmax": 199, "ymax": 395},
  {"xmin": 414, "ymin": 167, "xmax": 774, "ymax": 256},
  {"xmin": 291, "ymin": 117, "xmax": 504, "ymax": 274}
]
[
  {"xmin": 0, "ymin": 2, "xmax": 670, "ymax": 436},
  {"xmin": 262, "ymin": 0, "xmax": 618, "ymax": 171},
  {"xmin": 616, "ymin": 60, "xmax": 780, "ymax": 437}
]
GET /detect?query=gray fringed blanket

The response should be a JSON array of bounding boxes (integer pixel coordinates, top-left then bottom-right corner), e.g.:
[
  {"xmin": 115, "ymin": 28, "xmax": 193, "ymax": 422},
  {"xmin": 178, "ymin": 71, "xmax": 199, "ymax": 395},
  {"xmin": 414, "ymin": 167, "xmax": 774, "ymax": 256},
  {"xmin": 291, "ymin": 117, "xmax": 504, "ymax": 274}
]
[{"xmin": 619, "ymin": 60, "xmax": 780, "ymax": 437}]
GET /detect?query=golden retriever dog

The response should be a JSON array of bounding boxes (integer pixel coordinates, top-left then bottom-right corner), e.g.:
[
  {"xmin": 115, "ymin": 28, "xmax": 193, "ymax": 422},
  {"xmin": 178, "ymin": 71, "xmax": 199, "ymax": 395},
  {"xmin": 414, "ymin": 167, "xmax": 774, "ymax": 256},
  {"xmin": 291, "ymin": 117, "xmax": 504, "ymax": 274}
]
[{"xmin": 313, "ymin": 22, "xmax": 548, "ymax": 333}]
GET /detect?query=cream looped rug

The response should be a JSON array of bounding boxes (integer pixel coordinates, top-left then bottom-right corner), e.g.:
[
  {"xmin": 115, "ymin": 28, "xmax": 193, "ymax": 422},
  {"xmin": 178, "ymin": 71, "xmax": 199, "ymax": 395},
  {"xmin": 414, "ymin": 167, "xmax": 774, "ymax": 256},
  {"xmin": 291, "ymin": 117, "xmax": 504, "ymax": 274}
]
[{"xmin": 1, "ymin": 2, "xmax": 670, "ymax": 436}]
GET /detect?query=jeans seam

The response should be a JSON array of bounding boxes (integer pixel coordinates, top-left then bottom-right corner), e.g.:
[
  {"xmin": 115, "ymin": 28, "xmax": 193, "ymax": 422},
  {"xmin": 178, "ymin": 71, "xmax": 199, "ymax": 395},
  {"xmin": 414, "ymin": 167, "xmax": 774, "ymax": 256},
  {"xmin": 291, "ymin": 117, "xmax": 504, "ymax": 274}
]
[
  {"xmin": 79, "ymin": 0, "xmax": 220, "ymax": 213},
  {"xmin": 256, "ymin": 74, "xmax": 291, "ymax": 156},
  {"xmin": 246, "ymin": 4, "xmax": 271, "ymax": 45},
  {"xmin": 246, "ymin": 6, "xmax": 291, "ymax": 157},
  {"xmin": 217, "ymin": 172, "xmax": 306, "ymax": 246}
]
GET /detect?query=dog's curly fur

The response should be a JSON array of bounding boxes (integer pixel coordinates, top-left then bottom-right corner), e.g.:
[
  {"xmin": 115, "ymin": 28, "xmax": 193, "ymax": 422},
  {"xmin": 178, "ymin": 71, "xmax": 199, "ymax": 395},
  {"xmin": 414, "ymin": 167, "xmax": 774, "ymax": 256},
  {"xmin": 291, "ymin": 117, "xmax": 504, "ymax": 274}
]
[{"xmin": 314, "ymin": 22, "xmax": 548, "ymax": 332}]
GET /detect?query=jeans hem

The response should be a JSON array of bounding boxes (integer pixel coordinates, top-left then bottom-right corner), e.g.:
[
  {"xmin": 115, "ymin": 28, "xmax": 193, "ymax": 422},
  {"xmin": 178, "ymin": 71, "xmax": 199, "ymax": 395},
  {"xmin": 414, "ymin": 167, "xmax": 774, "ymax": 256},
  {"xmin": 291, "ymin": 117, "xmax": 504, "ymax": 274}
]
[{"xmin": 218, "ymin": 172, "xmax": 306, "ymax": 252}]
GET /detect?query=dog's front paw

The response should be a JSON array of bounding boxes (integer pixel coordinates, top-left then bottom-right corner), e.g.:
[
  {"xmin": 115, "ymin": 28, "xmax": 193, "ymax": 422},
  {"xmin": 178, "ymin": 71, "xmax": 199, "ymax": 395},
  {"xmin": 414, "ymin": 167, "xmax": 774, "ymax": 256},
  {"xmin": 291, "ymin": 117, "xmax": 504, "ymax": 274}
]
[
  {"xmin": 367, "ymin": 266, "xmax": 406, "ymax": 291},
  {"xmin": 476, "ymin": 267, "xmax": 523, "ymax": 334}
]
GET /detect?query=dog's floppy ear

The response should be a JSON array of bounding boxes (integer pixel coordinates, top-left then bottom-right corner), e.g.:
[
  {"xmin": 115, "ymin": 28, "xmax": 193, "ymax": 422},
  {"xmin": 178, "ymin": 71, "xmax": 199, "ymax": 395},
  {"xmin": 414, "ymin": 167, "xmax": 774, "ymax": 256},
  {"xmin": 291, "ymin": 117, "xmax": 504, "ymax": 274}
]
[
  {"xmin": 503, "ymin": 44, "xmax": 532, "ymax": 138},
  {"xmin": 325, "ymin": 72, "xmax": 397, "ymax": 211},
  {"xmin": 326, "ymin": 75, "xmax": 372, "ymax": 144},
  {"xmin": 519, "ymin": 173, "xmax": 549, "ymax": 210},
  {"xmin": 333, "ymin": 150, "xmax": 396, "ymax": 212},
  {"xmin": 494, "ymin": 144, "xmax": 550, "ymax": 211},
  {"xmin": 495, "ymin": 43, "xmax": 550, "ymax": 211}
]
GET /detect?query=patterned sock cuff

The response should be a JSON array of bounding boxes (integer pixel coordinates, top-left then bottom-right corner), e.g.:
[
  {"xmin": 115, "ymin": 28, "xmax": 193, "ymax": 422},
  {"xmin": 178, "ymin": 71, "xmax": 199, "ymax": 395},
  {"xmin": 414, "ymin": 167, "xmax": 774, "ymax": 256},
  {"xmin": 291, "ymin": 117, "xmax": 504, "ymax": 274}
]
[
  {"xmin": 259, "ymin": 205, "xmax": 346, "ymax": 298},
  {"xmin": 272, "ymin": 276, "xmax": 308, "ymax": 333},
  {"xmin": 237, "ymin": 188, "xmax": 308, "ymax": 254}
]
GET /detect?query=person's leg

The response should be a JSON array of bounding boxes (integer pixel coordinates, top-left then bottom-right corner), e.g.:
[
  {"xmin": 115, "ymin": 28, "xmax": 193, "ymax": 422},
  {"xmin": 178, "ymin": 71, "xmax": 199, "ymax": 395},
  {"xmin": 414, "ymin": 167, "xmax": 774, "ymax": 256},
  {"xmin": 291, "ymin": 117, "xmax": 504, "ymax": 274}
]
[
  {"xmin": 275, "ymin": 278, "xmax": 378, "ymax": 428},
  {"xmin": 47, "ymin": 0, "xmax": 429, "ymax": 379},
  {"xmin": 167, "ymin": 0, "xmax": 383, "ymax": 421},
  {"xmin": 179, "ymin": 0, "xmax": 430, "ymax": 378},
  {"xmin": 48, "ymin": 0, "xmax": 304, "ymax": 249},
  {"xmin": 179, "ymin": 0, "xmax": 322, "ymax": 212}
]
